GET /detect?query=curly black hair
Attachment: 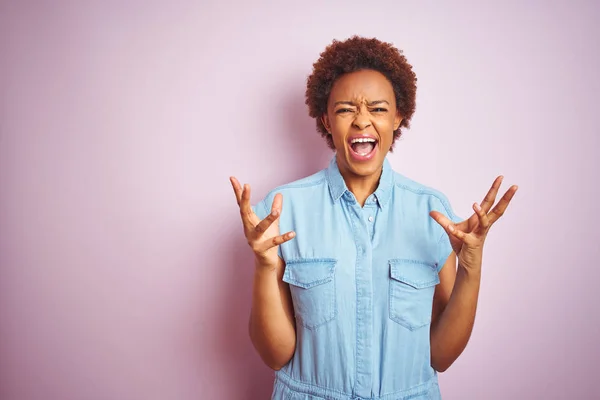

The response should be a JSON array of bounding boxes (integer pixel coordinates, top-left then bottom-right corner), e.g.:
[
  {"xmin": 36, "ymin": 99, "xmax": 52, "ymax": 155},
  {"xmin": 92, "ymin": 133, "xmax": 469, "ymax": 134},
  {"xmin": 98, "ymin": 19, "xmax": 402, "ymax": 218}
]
[{"xmin": 305, "ymin": 36, "xmax": 417, "ymax": 150}]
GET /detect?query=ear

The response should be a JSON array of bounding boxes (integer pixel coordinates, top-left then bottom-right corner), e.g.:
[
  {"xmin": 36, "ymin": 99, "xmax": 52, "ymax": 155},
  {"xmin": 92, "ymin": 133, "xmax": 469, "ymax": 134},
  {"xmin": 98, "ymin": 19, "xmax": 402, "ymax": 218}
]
[
  {"xmin": 394, "ymin": 112, "xmax": 403, "ymax": 131},
  {"xmin": 321, "ymin": 114, "xmax": 331, "ymax": 133}
]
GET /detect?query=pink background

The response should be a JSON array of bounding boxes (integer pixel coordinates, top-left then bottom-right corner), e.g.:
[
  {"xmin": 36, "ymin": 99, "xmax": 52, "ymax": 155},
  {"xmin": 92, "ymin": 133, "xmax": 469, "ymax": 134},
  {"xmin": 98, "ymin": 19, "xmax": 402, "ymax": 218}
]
[{"xmin": 1, "ymin": 1, "xmax": 598, "ymax": 399}]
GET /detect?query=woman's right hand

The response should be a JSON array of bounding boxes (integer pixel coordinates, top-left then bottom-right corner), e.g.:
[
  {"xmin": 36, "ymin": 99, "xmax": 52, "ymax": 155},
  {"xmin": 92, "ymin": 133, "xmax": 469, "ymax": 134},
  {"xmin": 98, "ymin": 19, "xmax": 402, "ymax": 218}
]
[{"xmin": 230, "ymin": 177, "xmax": 296, "ymax": 270}]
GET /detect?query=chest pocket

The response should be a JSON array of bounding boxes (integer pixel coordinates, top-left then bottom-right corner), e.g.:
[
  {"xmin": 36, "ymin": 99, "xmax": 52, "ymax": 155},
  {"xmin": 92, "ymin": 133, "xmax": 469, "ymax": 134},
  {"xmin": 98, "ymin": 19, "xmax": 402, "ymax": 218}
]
[
  {"xmin": 389, "ymin": 259, "xmax": 439, "ymax": 331},
  {"xmin": 282, "ymin": 259, "xmax": 337, "ymax": 330}
]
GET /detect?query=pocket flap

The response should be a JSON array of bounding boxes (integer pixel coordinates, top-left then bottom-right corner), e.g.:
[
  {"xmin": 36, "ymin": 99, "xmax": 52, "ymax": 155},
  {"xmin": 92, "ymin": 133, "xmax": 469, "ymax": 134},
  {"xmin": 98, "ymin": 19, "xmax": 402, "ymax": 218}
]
[
  {"xmin": 389, "ymin": 259, "xmax": 439, "ymax": 289},
  {"xmin": 283, "ymin": 259, "xmax": 336, "ymax": 289}
]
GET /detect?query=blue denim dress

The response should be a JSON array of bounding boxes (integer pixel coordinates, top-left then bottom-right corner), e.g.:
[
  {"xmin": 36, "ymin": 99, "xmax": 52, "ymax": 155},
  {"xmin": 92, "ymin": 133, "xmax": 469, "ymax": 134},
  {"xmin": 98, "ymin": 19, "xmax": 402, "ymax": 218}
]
[{"xmin": 253, "ymin": 156, "xmax": 461, "ymax": 400}]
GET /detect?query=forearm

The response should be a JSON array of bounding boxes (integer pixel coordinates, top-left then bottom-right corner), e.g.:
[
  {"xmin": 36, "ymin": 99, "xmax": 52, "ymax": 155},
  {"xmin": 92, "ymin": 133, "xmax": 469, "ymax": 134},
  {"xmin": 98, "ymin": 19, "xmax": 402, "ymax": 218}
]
[
  {"xmin": 430, "ymin": 264, "xmax": 481, "ymax": 372},
  {"xmin": 249, "ymin": 259, "xmax": 296, "ymax": 370}
]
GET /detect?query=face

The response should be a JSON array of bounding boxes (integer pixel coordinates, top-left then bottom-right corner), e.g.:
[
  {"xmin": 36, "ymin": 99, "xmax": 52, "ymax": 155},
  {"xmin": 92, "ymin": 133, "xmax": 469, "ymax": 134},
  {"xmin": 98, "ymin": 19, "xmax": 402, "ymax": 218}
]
[{"xmin": 322, "ymin": 69, "xmax": 402, "ymax": 181}]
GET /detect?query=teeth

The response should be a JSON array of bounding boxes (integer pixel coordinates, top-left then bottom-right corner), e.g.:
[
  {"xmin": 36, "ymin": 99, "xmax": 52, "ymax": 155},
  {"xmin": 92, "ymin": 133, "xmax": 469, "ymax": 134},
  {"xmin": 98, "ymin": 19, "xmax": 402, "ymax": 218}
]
[{"xmin": 351, "ymin": 137, "xmax": 376, "ymax": 144}]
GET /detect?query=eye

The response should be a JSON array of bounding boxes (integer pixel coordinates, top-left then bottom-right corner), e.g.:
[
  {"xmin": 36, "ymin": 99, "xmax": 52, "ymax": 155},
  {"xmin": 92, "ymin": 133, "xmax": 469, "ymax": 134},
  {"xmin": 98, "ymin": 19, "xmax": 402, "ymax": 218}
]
[
  {"xmin": 335, "ymin": 108, "xmax": 354, "ymax": 114},
  {"xmin": 371, "ymin": 108, "xmax": 388, "ymax": 113}
]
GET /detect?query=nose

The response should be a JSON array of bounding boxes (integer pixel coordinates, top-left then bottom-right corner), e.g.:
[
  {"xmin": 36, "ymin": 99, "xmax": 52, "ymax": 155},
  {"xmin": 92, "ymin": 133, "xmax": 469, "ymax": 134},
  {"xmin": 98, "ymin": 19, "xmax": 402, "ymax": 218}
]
[{"xmin": 352, "ymin": 112, "xmax": 371, "ymax": 130}]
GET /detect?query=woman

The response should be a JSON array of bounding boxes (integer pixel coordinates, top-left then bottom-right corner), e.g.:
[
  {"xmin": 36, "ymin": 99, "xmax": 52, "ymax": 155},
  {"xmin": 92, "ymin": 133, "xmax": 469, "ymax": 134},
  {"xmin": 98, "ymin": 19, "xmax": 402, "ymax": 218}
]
[{"xmin": 230, "ymin": 36, "xmax": 517, "ymax": 400}]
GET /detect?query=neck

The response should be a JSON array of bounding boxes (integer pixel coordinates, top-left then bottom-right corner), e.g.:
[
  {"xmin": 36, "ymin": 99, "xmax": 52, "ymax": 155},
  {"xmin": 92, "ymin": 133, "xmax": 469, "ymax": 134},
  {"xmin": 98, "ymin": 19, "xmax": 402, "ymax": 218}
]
[{"xmin": 339, "ymin": 165, "xmax": 382, "ymax": 207}]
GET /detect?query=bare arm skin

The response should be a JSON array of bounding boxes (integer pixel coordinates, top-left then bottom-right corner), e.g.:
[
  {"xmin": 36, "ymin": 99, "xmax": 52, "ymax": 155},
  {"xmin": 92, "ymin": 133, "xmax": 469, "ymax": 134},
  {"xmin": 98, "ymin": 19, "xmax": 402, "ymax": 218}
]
[
  {"xmin": 230, "ymin": 177, "xmax": 297, "ymax": 370},
  {"xmin": 431, "ymin": 253, "xmax": 480, "ymax": 372},
  {"xmin": 430, "ymin": 176, "xmax": 518, "ymax": 372},
  {"xmin": 249, "ymin": 257, "xmax": 296, "ymax": 370}
]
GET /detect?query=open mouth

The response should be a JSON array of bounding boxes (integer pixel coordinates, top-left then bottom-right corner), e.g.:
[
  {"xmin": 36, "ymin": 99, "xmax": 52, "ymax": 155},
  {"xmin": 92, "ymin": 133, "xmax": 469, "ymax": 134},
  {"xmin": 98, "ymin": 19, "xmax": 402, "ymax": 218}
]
[{"xmin": 349, "ymin": 137, "xmax": 378, "ymax": 158}]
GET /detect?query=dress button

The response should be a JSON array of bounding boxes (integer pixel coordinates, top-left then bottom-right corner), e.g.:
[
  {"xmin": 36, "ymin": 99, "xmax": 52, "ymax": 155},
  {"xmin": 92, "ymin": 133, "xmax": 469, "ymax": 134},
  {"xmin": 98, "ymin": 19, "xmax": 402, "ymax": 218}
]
[{"xmin": 368, "ymin": 216, "xmax": 374, "ymax": 222}]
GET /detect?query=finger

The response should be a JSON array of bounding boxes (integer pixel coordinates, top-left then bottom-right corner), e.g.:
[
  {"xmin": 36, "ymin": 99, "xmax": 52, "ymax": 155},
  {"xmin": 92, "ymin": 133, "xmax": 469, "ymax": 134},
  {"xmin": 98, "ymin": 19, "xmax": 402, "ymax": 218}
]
[
  {"xmin": 254, "ymin": 231, "xmax": 296, "ymax": 253},
  {"xmin": 430, "ymin": 210, "xmax": 451, "ymax": 228},
  {"xmin": 430, "ymin": 211, "xmax": 464, "ymax": 240},
  {"xmin": 271, "ymin": 193, "xmax": 283, "ymax": 216},
  {"xmin": 488, "ymin": 185, "xmax": 519, "ymax": 225},
  {"xmin": 473, "ymin": 202, "xmax": 491, "ymax": 235},
  {"xmin": 240, "ymin": 183, "xmax": 251, "ymax": 212},
  {"xmin": 253, "ymin": 210, "xmax": 279, "ymax": 236},
  {"xmin": 253, "ymin": 194, "xmax": 283, "ymax": 237},
  {"xmin": 430, "ymin": 210, "xmax": 454, "ymax": 230},
  {"xmin": 432, "ymin": 210, "xmax": 480, "ymax": 245},
  {"xmin": 229, "ymin": 176, "xmax": 243, "ymax": 205},
  {"xmin": 480, "ymin": 176, "xmax": 503, "ymax": 213},
  {"xmin": 446, "ymin": 223, "xmax": 469, "ymax": 242},
  {"xmin": 239, "ymin": 183, "xmax": 256, "ymax": 231}
]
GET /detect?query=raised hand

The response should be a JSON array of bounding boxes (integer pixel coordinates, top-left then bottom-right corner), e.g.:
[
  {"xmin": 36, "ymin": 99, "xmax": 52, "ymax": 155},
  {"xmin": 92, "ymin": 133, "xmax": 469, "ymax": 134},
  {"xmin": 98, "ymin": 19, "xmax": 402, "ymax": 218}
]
[
  {"xmin": 430, "ymin": 176, "xmax": 518, "ymax": 271},
  {"xmin": 230, "ymin": 177, "xmax": 296, "ymax": 268}
]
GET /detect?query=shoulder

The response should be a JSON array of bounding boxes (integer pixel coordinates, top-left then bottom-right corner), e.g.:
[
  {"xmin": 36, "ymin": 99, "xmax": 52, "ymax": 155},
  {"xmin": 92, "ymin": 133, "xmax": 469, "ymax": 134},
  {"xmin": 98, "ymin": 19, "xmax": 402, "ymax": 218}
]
[
  {"xmin": 252, "ymin": 169, "xmax": 327, "ymax": 218},
  {"xmin": 264, "ymin": 169, "xmax": 327, "ymax": 197},
  {"xmin": 391, "ymin": 171, "xmax": 460, "ymax": 221}
]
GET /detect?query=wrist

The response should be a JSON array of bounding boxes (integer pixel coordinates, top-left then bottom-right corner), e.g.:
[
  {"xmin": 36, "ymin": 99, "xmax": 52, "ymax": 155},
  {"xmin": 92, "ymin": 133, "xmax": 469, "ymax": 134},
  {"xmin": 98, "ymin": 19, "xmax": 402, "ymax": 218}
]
[
  {"xmin": 458, "ymin": 261, "xmax": 482, "ymax": 280},
  {"xmin": 254, "ymin": 256, "xmax": 279, "ymax": 275}
]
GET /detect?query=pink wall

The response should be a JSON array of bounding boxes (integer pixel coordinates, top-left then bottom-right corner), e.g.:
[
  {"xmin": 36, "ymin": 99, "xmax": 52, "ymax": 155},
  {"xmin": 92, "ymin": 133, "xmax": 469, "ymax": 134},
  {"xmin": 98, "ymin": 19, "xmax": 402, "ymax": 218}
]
[{"xmin": 1, "ymin": 1, "xmax": 598, "ymax": 399}]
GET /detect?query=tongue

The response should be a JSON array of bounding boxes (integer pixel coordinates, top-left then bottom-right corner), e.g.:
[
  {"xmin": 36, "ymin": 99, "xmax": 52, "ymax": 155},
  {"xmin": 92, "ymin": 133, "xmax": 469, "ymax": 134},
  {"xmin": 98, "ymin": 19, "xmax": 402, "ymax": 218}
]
[{"xmin": 353, "ymin": 142, "xmax": 374, "ymax": 155}]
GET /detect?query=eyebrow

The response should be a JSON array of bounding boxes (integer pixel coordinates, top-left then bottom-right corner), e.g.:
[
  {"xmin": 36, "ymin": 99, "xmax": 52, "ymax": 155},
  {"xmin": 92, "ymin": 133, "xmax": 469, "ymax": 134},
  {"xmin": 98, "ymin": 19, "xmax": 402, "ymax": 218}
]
[{"xmin": 333, "ymin": 100, "xmax": 390, "ymax": 107}]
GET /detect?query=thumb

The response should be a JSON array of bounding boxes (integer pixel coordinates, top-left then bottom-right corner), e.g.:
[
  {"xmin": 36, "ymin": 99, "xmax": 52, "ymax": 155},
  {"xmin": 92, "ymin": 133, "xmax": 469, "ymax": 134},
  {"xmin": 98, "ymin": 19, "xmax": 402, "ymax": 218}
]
[{"xmin": 430, "ymin": 211, "xmax": 465, "ymax": 241}]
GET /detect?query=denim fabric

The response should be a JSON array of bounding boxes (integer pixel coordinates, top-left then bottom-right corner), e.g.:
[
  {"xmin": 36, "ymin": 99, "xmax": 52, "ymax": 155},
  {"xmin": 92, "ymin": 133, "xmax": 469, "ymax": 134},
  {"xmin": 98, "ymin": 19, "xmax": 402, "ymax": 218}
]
[{"xmin": 253, "ymin": 156, "xmax": 461, "ymax": 400}]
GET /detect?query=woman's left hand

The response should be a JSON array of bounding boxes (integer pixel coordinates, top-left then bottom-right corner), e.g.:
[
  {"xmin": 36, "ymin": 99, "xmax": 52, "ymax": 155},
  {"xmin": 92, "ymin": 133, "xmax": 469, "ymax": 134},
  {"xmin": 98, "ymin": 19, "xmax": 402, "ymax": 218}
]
[{"xmin": 430, "ymin": 176, "xmax": 518, "ymax": 272}]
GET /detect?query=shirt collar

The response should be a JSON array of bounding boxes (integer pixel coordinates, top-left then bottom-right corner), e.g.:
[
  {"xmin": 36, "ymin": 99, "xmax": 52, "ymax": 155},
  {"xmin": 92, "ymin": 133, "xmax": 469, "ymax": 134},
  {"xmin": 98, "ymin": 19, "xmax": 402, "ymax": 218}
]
[{"xmin": 326, "ymin": 155, "xmax": 394, "ymax": 209}]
